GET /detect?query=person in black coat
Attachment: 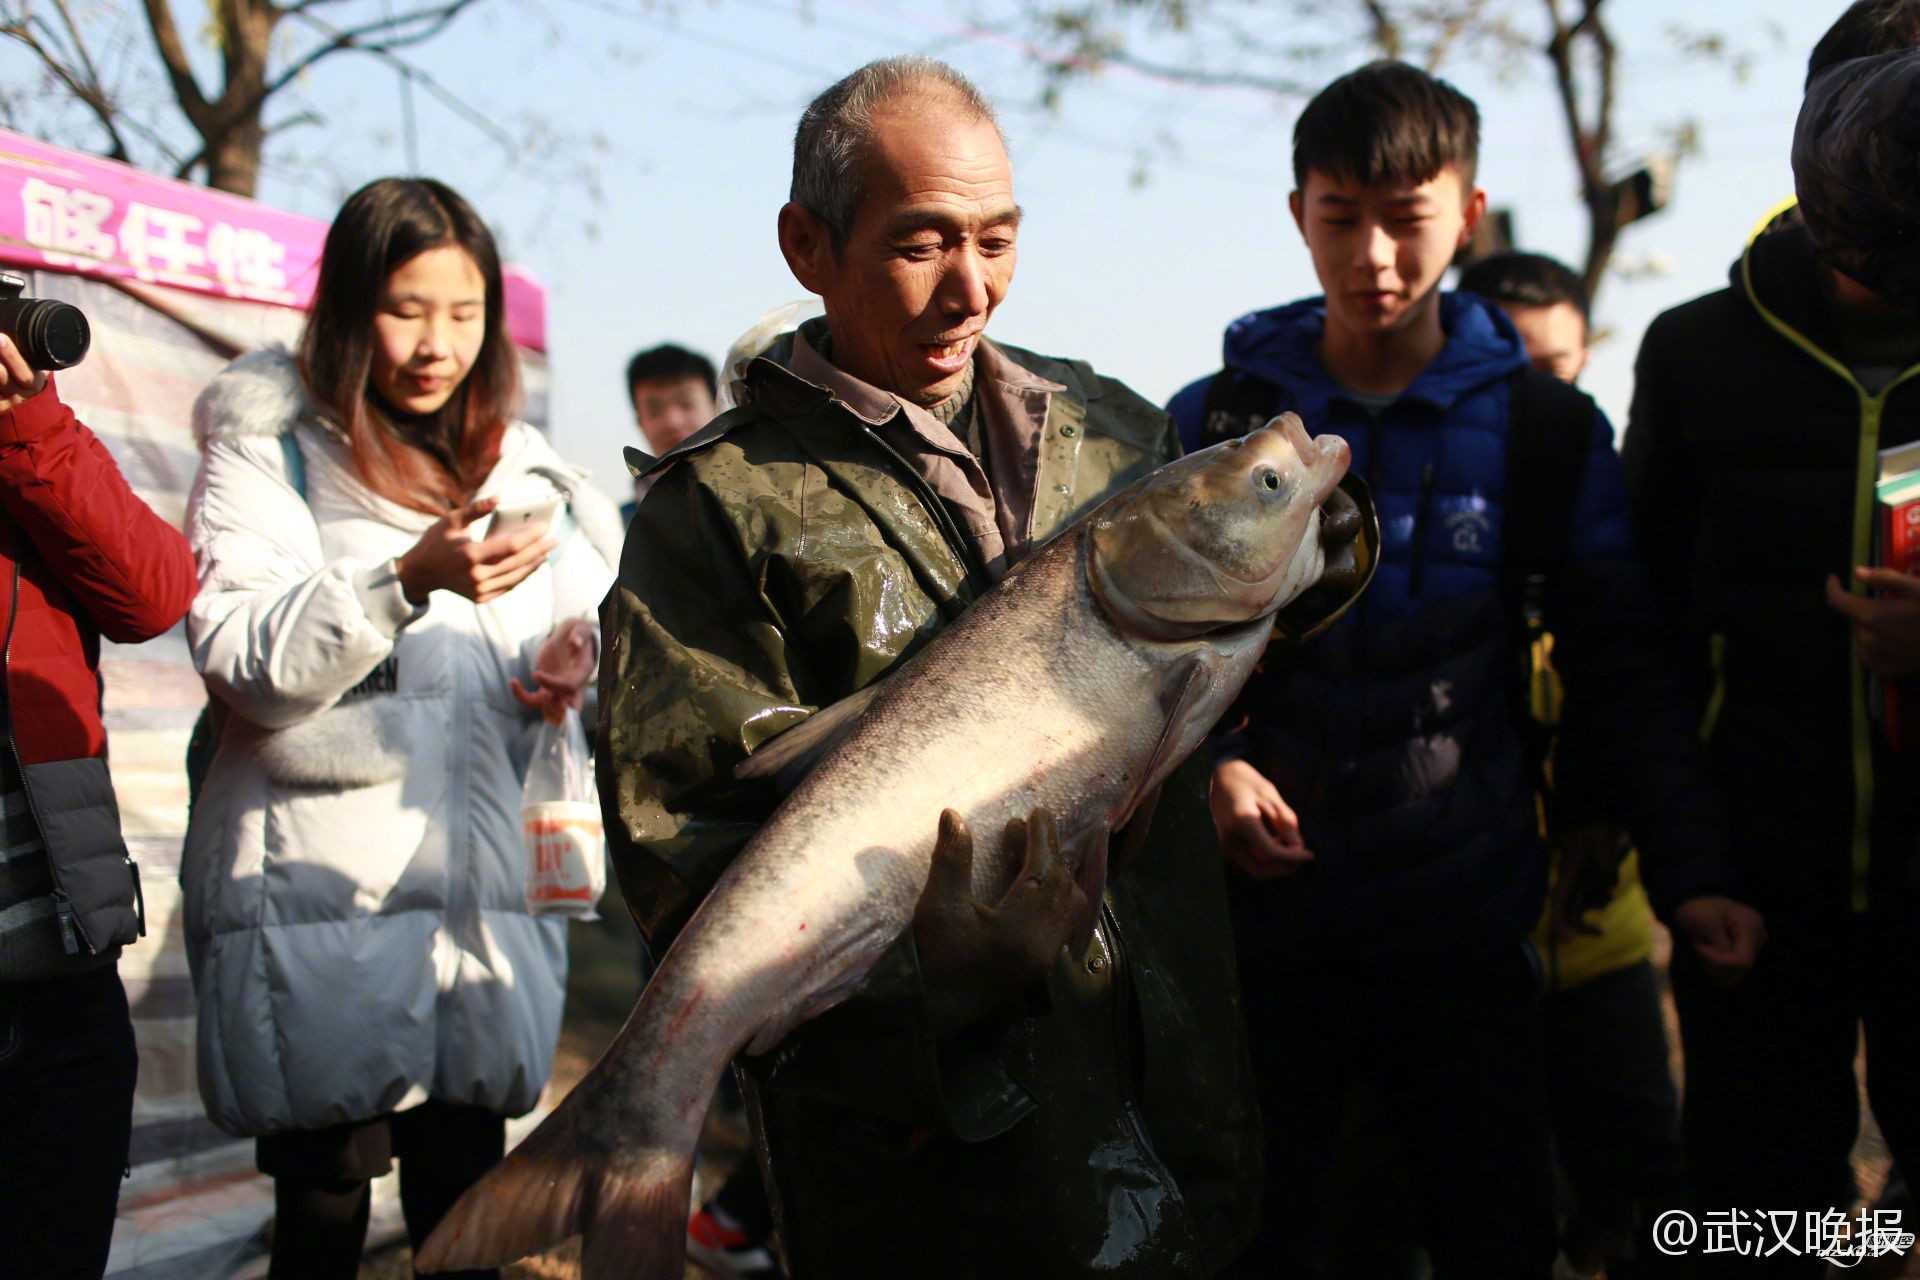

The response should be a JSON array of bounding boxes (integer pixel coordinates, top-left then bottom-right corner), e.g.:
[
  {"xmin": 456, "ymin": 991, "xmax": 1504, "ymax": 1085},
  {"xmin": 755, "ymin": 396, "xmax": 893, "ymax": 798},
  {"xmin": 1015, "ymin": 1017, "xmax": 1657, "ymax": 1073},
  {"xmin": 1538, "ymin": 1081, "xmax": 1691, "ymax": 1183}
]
[{"xmin": 1621, "ymin": 5, "xmax": 1920, "ymax": 1275}]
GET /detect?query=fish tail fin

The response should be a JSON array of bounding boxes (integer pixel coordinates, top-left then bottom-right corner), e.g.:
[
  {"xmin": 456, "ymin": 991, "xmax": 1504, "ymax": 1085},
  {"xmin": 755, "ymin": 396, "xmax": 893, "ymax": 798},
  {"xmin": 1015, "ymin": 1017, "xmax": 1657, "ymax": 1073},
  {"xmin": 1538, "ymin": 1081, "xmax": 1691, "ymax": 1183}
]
[
  {"xmin": 580, "ymin": 1148, "xmax": 696, "ymax": 1280},
  {"xmin": 413, "ymin": 1101, "xmax": 590, "ymax": 1272},
  {"xmin": 414, "ymin": 1095, "xmax": 695, "ymax": 1280}
]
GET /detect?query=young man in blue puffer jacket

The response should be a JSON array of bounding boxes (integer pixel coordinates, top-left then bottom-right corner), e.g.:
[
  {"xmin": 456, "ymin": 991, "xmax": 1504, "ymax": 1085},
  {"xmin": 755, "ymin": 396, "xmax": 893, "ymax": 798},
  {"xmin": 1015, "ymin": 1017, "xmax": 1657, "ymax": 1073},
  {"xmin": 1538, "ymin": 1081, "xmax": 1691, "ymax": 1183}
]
[{"xmin": 1169, "ymin": 61, "xmax": 1764, "ymax": 1280}]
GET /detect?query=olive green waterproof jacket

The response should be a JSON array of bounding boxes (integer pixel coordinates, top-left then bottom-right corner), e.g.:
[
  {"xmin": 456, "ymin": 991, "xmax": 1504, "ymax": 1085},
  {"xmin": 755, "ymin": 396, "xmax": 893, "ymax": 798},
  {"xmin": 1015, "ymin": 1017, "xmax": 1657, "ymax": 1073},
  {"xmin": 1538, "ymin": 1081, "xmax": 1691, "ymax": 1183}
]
[{"xmin": 598, "ymin": 336, "xmax": 1262, "ymax": 1277}]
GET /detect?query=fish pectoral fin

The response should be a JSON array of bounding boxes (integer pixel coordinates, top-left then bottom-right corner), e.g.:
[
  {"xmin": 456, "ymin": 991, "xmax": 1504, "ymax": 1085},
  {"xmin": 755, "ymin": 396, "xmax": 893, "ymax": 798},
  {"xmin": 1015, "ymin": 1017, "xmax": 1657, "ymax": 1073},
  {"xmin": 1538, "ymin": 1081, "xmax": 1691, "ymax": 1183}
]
[
  {"xmin": 1117, "ymin": 653, "xmax": 1215, "ymax": 832},
  {"xmin": 1112, "ymin": 784, "xmax": 1163, "ymax": 875},
  {"xmin": 733, "ymin": 681, "xmax": 885, "ymax": 790},
  {"xmin": 1067, "ymin": 824, "xmax": 1110, "ymax": 960},
  {"xmin": 1103, "ymin": 654, "xmax": 1209, "ymax": 880}
]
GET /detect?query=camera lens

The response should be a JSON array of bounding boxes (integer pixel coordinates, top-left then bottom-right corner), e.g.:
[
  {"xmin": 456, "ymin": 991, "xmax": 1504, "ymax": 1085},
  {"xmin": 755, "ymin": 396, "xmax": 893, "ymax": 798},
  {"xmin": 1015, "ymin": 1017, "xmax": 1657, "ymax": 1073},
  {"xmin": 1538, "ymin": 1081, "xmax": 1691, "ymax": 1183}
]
[{"xmin": 0, "ymin": 298, "xmax": 91, "ymax": 371}]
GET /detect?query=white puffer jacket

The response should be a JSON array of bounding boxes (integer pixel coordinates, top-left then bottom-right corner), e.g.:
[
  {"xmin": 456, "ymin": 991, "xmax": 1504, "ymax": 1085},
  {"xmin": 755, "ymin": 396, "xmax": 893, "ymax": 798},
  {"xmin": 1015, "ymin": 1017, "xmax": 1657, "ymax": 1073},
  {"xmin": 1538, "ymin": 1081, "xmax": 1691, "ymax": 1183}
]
[{"xmin": 182, "ymin": 348, "xmax": 621, "ymax": 1137}]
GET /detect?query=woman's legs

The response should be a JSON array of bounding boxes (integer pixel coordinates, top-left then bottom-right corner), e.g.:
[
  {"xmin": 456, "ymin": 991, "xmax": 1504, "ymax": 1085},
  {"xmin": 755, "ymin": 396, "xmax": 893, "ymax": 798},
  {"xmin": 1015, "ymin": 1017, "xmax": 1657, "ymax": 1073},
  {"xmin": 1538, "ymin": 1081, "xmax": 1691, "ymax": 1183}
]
[
  {"xmin": 269, "ymin": 1176, "xmax": 373, "ymax": 1279},
  {"xmin": 390, "ymin": 1098, "xmax": 506, "ymax": 1280},
  {"xmin": 259, "ymin": 1117, "xmax": 393, "ymax": 1280}
]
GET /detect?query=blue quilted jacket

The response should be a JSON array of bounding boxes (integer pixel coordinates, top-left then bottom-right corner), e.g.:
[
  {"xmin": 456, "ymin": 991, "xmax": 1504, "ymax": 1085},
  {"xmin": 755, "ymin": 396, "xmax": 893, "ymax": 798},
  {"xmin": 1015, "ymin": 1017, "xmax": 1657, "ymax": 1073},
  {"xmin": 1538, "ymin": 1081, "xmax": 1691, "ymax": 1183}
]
[{"xmin": 1169, "ymin": 292, "xmax": 1731, "ymax": 967}]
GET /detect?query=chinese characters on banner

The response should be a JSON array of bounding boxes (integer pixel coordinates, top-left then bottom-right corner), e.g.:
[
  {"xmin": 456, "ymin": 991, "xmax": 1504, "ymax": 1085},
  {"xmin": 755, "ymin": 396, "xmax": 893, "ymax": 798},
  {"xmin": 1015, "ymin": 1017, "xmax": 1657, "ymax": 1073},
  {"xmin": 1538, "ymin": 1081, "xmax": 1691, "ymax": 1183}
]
[
  {"xmin": 22, "ymin": 176, "xmax": 294, "ymax": 303},
  {"xmin": 0, "ymin": 126, "xmax": 546, "ymax": 350}
]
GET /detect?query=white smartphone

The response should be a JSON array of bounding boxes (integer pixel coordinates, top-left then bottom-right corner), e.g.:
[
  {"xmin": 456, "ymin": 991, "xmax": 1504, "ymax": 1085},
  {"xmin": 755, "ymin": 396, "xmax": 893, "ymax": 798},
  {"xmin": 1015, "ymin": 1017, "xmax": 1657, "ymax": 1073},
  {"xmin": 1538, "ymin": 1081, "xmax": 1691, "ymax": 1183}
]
[{"xmin": 484, "ymin": 493, "xmax": 564, "ymax": 540}]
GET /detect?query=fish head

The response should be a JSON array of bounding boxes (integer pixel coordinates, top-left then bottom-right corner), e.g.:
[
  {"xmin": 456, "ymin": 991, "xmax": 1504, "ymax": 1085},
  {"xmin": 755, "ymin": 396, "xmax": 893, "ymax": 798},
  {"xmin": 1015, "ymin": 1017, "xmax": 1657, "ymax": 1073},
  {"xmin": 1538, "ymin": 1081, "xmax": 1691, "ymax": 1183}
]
[{"xmin": 1087, "ymin": 413, "xmax": 1352, "ymax": 641}]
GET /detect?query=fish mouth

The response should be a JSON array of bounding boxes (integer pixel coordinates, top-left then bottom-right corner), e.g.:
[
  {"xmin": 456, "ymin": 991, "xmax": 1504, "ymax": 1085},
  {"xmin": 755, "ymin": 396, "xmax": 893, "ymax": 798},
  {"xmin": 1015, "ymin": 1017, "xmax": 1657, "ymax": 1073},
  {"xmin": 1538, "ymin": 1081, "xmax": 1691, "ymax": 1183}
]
[{"xmin": 1271, "ymin": 474, "xmax": 1380, "ymax": 643}]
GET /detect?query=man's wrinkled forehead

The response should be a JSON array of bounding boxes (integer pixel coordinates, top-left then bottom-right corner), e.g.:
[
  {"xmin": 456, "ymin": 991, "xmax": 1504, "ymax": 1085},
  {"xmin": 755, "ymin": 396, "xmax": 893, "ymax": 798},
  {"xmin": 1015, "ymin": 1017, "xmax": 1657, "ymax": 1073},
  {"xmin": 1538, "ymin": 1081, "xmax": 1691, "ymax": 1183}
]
[
  {"xmin": 878, "ymin": 202, "xmax": 1024, "ymax": 239},
  {"xmin": 854, "ymin": 91, "xmax": 1017, "ymax": 217}
]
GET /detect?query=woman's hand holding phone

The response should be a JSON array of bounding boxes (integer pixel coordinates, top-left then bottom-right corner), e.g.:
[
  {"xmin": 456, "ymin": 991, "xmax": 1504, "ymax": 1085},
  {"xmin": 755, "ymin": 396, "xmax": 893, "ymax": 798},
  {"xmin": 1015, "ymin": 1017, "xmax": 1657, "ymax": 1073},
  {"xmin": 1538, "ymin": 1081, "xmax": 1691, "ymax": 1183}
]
[{"xmin": 396, "ymin": 496, "xmax": 557, "ymax": 605}]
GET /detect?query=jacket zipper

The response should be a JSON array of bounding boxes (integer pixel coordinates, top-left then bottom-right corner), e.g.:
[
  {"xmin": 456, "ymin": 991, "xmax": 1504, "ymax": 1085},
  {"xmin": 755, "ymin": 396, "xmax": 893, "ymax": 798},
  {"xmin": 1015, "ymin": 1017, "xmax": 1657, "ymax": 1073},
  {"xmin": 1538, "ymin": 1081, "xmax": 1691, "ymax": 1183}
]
[
  {"xmin": 1408, "ymin": 462, "xmax": 1437, "ymax": 596},
  {"xmin": 855, "ymin": 425, "xmax": 995, "ymax": 601},
  {"xmin": 2, "ymin": 560, "xmax": 91, "ymax": 955},
  {"xmin": 1699, "ymin": 633, "xmax": 1727, "ymax": 743},
  {"xmin": 1740, "ymin": 201, "xmax": 1920, "ymax": 912}
]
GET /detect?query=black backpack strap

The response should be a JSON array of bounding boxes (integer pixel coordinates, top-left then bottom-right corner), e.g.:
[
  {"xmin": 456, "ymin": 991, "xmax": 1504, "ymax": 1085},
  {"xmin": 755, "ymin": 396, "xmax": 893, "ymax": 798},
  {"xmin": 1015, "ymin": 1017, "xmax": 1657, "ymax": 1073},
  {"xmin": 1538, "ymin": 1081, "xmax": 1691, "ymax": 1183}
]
[
  {"xmin": 1503, "ymin": 367, "xmax": 1599, "ymax": 827},
  {"xmin": 1197, "ymin": 367, "xmax": 1286, "ymax": 444},
  {"xmin": 1502, "ymin": 367, "xmax": 1597, "ymax": 637}
]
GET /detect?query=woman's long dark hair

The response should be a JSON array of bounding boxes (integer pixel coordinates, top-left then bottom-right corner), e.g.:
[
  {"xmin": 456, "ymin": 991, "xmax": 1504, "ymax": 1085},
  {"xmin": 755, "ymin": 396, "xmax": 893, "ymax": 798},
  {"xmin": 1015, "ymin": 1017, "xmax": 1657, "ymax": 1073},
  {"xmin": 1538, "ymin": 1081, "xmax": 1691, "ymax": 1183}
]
[{"xmin": 298, "ymin": 177, "xmax": 518, "ymax": 514}]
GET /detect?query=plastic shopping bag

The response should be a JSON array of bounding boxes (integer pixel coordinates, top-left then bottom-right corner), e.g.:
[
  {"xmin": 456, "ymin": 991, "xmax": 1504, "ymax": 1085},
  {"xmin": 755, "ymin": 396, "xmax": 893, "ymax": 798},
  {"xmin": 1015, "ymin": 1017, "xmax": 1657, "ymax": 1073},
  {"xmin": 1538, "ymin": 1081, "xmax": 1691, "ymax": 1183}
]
[{"xmin": 521, "ymin": 707, "xmax": 606, "ymax": 918}]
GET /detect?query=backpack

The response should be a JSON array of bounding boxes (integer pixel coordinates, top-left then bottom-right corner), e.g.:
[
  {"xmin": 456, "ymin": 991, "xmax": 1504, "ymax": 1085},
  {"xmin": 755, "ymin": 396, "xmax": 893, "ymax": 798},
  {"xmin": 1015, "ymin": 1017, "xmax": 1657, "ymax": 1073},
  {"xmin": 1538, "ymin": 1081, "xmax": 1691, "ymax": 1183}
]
[
  {"xmin": 1196, "ymin": 364, "xmax": 1595, "ymax": 798},
  {"xmin": 184, "ymin": 431, "xmax": 305, "ymax": 813}
]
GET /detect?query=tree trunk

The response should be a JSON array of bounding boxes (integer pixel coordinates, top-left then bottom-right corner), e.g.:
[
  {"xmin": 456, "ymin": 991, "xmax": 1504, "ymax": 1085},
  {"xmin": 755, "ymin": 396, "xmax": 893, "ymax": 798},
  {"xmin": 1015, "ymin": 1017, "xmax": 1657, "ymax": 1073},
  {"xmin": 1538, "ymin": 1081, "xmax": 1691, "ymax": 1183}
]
[
  {"xmin": 1582, "ymin": 191, "xmax": 1618, "ymax": 305},
  {"xmin": 204, "ymin": 115, "xmax": 264, "ymax": 196},
  {"xmin": 200, "ymin": 0, "xmax": 277, "ymax": 196}
]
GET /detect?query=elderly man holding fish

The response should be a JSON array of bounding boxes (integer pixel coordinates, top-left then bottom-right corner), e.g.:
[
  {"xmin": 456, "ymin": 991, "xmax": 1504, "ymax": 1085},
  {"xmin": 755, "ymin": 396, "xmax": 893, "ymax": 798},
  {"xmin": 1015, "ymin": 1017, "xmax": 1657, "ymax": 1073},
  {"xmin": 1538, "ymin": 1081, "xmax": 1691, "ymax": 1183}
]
[{"xmin": 417, "ymin": 56, "xmax": 1374, "ymax": 1280}]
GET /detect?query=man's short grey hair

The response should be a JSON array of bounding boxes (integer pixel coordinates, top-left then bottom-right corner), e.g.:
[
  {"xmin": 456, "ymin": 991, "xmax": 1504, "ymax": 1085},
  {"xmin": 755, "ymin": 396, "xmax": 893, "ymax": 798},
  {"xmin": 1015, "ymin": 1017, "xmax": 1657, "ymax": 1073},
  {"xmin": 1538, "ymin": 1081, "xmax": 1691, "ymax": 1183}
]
[{"xmin": 792, "ymin": 56, "xmax": 1003, "ymax": 251}]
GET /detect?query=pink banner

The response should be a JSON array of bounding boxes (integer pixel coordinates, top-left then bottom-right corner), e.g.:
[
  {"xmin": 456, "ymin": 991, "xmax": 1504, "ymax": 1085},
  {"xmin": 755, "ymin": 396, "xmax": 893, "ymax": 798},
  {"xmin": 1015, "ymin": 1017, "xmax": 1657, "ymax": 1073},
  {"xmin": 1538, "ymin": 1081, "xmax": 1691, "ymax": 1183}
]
[{"xmin": 0, "ymin": 128, "xmax": 546, "ymax": 352}]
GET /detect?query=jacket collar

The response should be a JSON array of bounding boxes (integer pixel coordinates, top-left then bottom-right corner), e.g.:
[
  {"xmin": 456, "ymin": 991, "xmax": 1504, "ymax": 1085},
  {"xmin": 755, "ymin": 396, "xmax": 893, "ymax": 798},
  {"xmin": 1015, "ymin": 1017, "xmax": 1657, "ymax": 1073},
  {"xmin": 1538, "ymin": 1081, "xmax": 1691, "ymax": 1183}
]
[
  {"xmin": 1219, "ymin": 291, "xmax": 1527, "ymax": 418},
  {"xmin": 743, "ymin": 327, "xmax": 1069, "ymax": 569},
  {"xmin": 1734, "ymin": 200, "xmax": 1832, "ymax": 353}
]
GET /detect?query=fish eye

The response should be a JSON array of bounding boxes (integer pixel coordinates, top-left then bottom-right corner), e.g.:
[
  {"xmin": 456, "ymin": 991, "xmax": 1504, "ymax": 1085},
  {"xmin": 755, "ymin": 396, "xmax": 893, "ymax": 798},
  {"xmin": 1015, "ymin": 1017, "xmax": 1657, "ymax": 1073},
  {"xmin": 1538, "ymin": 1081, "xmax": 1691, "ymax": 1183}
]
[{"xmin": 1259, "ymin": 469, "xmax": 1281, "ymax": 491}]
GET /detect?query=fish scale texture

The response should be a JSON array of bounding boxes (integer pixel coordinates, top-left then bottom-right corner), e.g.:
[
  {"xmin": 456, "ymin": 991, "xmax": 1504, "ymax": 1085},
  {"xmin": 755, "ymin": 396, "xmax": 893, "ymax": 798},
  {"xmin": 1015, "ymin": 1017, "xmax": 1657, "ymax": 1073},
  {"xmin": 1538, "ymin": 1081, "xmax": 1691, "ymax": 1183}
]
[{"xmin": 649, "ymin": 528, "xmax": 1192, "ymax": 1062}]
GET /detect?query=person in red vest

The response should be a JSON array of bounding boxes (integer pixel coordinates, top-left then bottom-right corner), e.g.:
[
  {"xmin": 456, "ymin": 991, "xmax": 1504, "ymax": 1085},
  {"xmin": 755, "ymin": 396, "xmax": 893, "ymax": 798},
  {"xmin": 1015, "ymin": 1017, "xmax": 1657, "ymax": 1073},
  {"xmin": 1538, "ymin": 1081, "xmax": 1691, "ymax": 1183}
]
[{"xmin": 0, "ymin": 329, "xmax": 199, "ymax": 1278}]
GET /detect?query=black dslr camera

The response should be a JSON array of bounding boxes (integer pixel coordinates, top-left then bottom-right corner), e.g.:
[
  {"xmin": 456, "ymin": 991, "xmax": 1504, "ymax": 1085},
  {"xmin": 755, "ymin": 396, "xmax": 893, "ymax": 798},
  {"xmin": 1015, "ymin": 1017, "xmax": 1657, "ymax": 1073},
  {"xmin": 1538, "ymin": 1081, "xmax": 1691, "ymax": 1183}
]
[{"xmin": 0, "ymin": 272, "xmax": 90, "ymax": 371}]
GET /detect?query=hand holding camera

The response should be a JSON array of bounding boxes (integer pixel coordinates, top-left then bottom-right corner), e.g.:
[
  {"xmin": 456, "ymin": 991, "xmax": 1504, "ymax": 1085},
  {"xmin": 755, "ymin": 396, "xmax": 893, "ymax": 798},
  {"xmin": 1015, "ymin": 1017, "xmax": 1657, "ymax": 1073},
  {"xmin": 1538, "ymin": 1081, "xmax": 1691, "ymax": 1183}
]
[
  {"xmin": 0, "ymin": 271, "xmax": 92, "ymax": 411},
  {"xmin": 0, "ymin": 335, "xmax": 48, "ymax": 411}
]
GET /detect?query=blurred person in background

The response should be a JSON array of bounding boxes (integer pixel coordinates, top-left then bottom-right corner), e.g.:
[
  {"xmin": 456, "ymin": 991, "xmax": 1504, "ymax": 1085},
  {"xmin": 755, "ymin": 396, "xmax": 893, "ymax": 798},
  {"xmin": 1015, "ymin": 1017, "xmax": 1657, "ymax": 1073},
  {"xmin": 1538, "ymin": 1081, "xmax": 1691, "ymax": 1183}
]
[
  {"xmin": 1461, "ymin": 249, "xmax": 1684, "ymax": 1280},
  {"xmin": 1624, "ymin": 4, "xmax": 1920, "ymax": 1275},
  {"xmin": 0, "ymin": 324, "xmax": 199, "ymax": 1277},
  {"xmin": 180, "ymin": 176, "xmax": 620, "ymax": 1280},
  {"xmin": 1458, "ymin": 251, "xmax": 1591, "ymax": 384},
  {"xmin": 623, "ymin": 342, "xmax": 718, "ymax": 518}
]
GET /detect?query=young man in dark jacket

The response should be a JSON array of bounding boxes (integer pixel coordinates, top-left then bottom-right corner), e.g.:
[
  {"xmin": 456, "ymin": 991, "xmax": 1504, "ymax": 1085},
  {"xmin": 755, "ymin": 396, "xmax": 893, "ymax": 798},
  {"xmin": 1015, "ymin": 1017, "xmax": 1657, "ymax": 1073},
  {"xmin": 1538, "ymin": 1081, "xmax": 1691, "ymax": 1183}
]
[
  {"xmin": 0, "ymin": 332, "xmax": 199, "ymax": 1278},
  {"xmin": 1168, "ymin": 62, "xmax": 1761, "ymax": 1280},
  {"xmin": 1622, "ymin": 6, "xmax": 1920, "ymax": 1274}
]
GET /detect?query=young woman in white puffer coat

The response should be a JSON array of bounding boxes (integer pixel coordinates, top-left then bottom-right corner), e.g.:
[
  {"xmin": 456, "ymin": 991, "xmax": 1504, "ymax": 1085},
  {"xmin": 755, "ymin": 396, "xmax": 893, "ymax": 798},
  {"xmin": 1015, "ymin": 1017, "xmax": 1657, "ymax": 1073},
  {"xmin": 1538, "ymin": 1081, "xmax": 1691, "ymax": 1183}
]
[{"xmin": 181, "ymin": 177, "xmax": 621, "ymax": 1280}]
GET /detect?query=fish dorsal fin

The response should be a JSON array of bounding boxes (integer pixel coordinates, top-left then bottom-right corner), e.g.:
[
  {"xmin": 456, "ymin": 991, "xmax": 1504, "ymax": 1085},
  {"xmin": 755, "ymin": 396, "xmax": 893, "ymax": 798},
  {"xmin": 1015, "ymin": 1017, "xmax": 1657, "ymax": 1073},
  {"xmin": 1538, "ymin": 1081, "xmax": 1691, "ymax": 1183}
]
[{"xmin": 733, "ymin": 682, "xmax": 884, "ymax": 790}]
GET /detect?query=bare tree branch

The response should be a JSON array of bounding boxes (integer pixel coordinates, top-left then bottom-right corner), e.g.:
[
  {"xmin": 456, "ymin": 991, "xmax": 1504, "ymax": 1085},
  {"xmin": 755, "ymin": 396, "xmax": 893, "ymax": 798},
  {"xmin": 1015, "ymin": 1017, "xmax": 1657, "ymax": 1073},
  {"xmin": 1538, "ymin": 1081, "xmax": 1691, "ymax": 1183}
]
[
  {"xmin": 172, "ymin": 0, "xmax": 482, "ymax": 180},
  {"xmin": 1543, "ymin": 0, "xmax": 1618, "ymax": 297},
  {"xmin": 0, "ymin": 13, "xmax": 132, "ymax": 159},
  {"xmin": 1094, "ymin": 43, "xmax": 1316, "ymax": 94},
  {"xmin": 284, "ymin": 0, "xmax": 481, "ymax": 58},
  {"xmin": 360, "ymin": 52, "xmax": 518, "ymax": 154},
  {"xmin": 138, "ymin": 0, "xmax": 211, "ymax": 127},
  {"xmin": 1360, "ymin": 0, "xmax": 1403, "ymax": 60}
]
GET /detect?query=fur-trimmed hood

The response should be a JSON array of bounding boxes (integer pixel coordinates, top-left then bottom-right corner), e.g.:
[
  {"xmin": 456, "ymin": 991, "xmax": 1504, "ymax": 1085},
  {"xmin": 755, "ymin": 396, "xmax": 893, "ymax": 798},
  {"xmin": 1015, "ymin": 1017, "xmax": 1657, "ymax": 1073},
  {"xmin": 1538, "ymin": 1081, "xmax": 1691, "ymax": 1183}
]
[
  {"xmin": 192, "ymin": 345, "xmax": 319, "ymax": 447},
  {"xmin": 189, "ymin": 346, "xmax": 625, "ymax": 567}
]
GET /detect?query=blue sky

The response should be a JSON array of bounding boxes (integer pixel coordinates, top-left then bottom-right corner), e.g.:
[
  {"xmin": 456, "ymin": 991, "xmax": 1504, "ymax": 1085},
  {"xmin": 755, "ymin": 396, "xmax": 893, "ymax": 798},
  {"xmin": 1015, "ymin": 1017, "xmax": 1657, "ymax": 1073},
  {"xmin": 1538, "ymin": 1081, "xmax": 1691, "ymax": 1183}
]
[{"xmin": 10, "ymin": 0, "xmax": 1846, "ymax": 502}]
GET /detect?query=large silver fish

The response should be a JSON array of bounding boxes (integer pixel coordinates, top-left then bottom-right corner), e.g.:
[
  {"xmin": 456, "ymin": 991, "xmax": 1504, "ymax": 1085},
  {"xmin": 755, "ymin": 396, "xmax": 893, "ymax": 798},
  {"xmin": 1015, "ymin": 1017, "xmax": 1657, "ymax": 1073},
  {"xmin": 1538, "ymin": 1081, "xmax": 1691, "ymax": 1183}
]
[{"xmin": 417, "ymin": 414, "xmax": 1354, "ymax": 1280}]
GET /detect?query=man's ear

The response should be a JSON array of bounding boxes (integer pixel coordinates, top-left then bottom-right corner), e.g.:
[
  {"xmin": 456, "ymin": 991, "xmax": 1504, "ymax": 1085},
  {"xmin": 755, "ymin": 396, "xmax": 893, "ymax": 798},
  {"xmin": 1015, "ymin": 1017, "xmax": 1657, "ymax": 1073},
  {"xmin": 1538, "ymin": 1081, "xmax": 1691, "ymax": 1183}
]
[
  {"xmin": 778, "ymin": 202, "xmax": 834, "ymax": 294},
  {"xmin": 1458, "ymin": 185, "xmax": 1488, "ymax": 251},
  {"xmin": 1288, "ymin": 189, "xmax": 1307, "ymax": 238}
]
